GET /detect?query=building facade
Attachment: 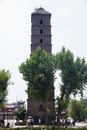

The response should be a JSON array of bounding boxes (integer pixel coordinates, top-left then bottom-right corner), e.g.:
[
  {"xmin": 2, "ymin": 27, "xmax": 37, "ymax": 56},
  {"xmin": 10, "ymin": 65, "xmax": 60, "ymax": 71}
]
[
  {"xmin": 31, "ymin": 7, "xmax": 52, "ymax": 53},
  {"xmin": 27, "ymin": 7, "xmax": 55, "ymax": 123},
  {"xmin": 0, "ymin": 100, "xmax": 25, "ymax": 120}
]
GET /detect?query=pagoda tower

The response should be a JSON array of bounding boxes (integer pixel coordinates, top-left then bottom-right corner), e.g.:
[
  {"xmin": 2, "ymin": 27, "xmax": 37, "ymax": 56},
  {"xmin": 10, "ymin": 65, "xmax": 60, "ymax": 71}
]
[
  {"xmin": 31, "ymin": 7, "xmax": 52, "ymax": 53},
  {"xmin": 27, "ymin": 7, "xmax": 55, "ymax": 123}
]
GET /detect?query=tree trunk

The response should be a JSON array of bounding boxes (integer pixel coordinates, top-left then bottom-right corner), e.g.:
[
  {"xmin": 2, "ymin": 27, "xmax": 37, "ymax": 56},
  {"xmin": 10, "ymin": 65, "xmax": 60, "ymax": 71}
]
[
  {"xmin": 44, "ymin": 102, "xmax": 48, "ymax": 124},
  {"xmin": 57, "ymin": 103, "xmax": 63, "ymax": 125}
]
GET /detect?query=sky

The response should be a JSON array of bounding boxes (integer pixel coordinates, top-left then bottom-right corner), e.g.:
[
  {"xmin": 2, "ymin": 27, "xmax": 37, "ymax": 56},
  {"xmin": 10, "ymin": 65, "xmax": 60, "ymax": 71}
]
[{"xmin": 0, "ymin": 0, "xmax": 87, "ymax": 103}]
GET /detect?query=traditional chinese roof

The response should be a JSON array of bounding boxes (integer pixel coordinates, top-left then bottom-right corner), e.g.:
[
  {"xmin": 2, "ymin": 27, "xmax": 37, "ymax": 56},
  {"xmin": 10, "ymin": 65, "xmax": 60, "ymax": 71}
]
[
  {"xmin": 5, "ymin": 104, "xmax": 15, "ymax": 108},
  {"xmin": 32, "ymin": 7, "xmax": 51, "ymax": 14}
]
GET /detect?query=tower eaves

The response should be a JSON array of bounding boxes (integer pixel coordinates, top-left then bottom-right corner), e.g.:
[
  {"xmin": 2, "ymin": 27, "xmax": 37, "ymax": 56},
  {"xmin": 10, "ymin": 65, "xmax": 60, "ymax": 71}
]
[{"xmin": 32, "ymin": 7, "xmax": 51, "ymax": 14}]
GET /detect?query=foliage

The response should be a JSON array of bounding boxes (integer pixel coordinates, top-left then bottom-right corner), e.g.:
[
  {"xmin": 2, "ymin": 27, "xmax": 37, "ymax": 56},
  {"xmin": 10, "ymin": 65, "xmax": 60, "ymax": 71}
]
[
  {"xmin": 19, "ymin": 46, "xmax": 87, "ymax": 124},
  {"xmin": 55, "ymin": 47, "xmax": 87, "ymax": 123},
  {"xmin": 19, "ymin": 47, "xmax": 55, "ymax": 102},
  {"xmin": 1, "ymin": 126, "xmax": 87, "ymax": 130},
  {"xmin": 46, "ymin": 108, "xmax": 51, "ymax": 114},
  {"xmin": 56, "ymin": 47, "xmax": 87, "ymax": 97},
  {"xmin": 69, "ymin": 99, "xmax": 85, "ymax": 121},
  {"xmin": 13, "ymin": 107, "xmax": 26, "ymax": 120},
  {"xmin": 19, "ymin": 47, "xmax": 56, "ymax": 124},
  {"xmin": 0, "ymin": 69, "xmax": 11, "ymax": 106},
  {"xmin": 84, "ymin": 107, "xmax": 87, "ymax": 120}
]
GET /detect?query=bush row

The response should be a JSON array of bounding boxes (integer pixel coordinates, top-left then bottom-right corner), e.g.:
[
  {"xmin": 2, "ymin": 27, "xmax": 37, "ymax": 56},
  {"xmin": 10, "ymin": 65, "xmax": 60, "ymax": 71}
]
[{"xmin": 1, "ymin": 126, "xmax": 87, "ymax": 130}]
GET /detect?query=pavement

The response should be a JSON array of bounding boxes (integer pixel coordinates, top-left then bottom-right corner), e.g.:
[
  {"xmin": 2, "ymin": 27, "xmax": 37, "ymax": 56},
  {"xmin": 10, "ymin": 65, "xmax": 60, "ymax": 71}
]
[
  {"xmin": 13, "ymin": 123, "xmax": 87, "ymax": 128},
  {"xmin": 4, "ymin": 120, "xmax": 87, "ymax": 128},
  {"xmin": 75, "ymin": 122, "xmax": 87, "ymax": 127}
]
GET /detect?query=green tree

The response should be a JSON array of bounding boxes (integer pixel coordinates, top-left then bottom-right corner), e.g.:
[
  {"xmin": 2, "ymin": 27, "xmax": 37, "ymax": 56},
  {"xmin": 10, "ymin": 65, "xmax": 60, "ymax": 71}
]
[
  {"xmin": 0, "ymin": 69, "xmax": 11, "ymax": 106},
  {"xmin": 19, "ymin": 47, "xmax": 55, "ymax": 123},
  {"xmin": 14, "ymin": 107, "xmax": 26, "ymax": 121},
  {"xmin": 55, "ymin": 47, "xmax": 87, "ymax": 123},
  {"xmin": 84, "ymin": 107, "xmax": 87, "ymax": 120},
  {"xmin": 69, "ymin": 99, "xmax": 85, "ymax": 121}
]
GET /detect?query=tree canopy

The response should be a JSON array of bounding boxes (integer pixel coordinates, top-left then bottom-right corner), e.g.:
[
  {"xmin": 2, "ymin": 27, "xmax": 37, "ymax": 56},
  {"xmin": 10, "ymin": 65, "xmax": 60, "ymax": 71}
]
[
  {"xmin": 69, "ymin": 99, "xmax": 86, "ymax": 121},
  {"xmin": 0, "ymin": 69, "xmax": 11, "ymax": 106},
  {"xmin": 55, "ymin": 47, "xmax": 87, "ymax": 123},
  {"xmin": 56, "ymin": 47, "xmax": 87, "ymax": 98},
  {"xmin": 19, "ymin": 46, "xmax": 87, "ymax": 123},
  {"xmin": 19, "ymin": 47, "xmax": 55, "ymax": 101},
  {"xmin": 13, "ymin": 107, "xmax": 26, "ymax": 120}
]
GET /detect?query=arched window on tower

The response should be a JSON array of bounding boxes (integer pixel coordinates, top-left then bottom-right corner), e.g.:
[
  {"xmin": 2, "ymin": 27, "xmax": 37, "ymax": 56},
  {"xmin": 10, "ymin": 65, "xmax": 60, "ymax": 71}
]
[
  {"xmin": 40, "ymin": 39, "xmax": 43, "ymax": 43},
  {"xmin": 40, "ymin": 29, "xmax": 43, "ymax": 34},
  {"xmin": 40, "ymin": 19, "xmax": 43, "ymax": 24},
  {"xmin": 39, "ymin": 104, "xmax": 44, "ymax": 112}
]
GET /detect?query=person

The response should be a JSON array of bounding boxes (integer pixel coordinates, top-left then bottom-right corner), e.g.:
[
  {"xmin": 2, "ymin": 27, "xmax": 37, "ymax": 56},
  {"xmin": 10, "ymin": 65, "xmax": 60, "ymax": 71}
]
[
  {"xmin": 6, "ymin": 122, "xmax": 10, "ymax": 128},
  {"xmin": 0, "ymin": 119, "xmax": 4, "ymax": 128},
  {"xmin": 72, "ymin": 120, "xmax": 75, "ymax": 126},
  {"xmin": 27, "ymin": 116, "xmax": 34, "ymax": 126},
  {"xmin": 27, "ymin": 118, "xmax": 32, "ymax": 126},
  {"xmin": 31, "ymin": 118, "xmax": 34, "ymax": 125},
  {"xmin": 39, "ymin": 118, "xmax": 41, "ymax": 125}
]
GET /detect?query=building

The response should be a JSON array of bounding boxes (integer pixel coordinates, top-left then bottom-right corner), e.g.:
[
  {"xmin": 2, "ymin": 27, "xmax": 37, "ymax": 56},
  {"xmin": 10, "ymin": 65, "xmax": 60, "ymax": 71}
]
[
  {"xmin": 0, "ymin": 104, "xmax": 16, "ymax": 120},
  {"xmin": 31, "ymin": 7, "xmax": 52, "ymax": 53},
  {"xmin": 27, "ymin": 7, "xmax": 55, "ymax": 123},
  {"xmin": 0, "ymin": 100, "xmax": 25, "ymax": 120}
]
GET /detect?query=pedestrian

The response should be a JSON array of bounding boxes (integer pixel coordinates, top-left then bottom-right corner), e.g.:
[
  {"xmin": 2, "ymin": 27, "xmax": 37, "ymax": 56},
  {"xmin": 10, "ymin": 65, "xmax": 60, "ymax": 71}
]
[
  {"xmin": 7, "ymin": 122, "xmax": 10, "ymax": 128},
  {"xmin": 39, "ymin": 118, "xmax": 41, "ymax": 125},
  {"xmin": 27, "ymin": 118, "xmax": 32, "ymax": 126}
]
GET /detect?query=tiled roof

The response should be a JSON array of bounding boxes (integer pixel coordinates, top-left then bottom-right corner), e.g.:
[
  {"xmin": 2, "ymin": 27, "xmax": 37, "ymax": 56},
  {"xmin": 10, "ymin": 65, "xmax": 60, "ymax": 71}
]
[
  {"xmin": 5, "ymin": 104, "xmax": 15, "ymax": 108},
  {"xmin": 32, "ymin": 7, "xmax": 51, "ymax": 14}
]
